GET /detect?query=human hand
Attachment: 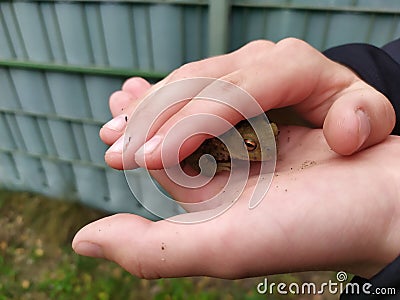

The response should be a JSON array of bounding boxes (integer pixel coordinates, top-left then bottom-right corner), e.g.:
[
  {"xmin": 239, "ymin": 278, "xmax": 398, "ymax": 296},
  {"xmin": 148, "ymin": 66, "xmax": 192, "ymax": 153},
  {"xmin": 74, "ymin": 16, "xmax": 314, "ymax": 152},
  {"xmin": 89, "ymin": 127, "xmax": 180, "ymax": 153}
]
[
  {"xmin": 75, "ymin": 38, "xmax": 400, "ymax": 280},
  {"xmin": 100, "ymin": 38, "xmax": 395, "ymax": 170},
  {"xmin": 74, "ymin": 124, "xmax": 400, "ymax": 279}
]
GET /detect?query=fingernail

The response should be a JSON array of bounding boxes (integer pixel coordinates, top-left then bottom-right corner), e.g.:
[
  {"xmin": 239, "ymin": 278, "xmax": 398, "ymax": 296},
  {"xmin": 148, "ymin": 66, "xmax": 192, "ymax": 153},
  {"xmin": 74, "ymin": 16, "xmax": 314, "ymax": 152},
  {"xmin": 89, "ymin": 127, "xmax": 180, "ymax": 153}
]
[
  {"xmin": 103, "ymin": 114, "xmax": 128, "ymax": 131},
  {"xmin": 135, "ymin": 135, "xmax": 163, "ymax": 163},
  {"xmin": 73, "ymin": 241, "xmax": 104, "ymax": 258},
  {"xmin": 106, "ymin": 135, "xmax": 124, "ymax": 154},
  {"xmin": 356, "ymin": 109, "xmax": 371, "ymax": 150}
]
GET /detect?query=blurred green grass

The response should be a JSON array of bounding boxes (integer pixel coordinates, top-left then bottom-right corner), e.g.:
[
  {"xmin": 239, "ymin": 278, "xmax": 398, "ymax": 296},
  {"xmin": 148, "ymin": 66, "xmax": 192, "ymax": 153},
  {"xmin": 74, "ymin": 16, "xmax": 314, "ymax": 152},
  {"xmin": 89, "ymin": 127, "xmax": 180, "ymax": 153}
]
[{"xmin": 0, "ymin": 190, "xmax": 341, "ymax": 300}]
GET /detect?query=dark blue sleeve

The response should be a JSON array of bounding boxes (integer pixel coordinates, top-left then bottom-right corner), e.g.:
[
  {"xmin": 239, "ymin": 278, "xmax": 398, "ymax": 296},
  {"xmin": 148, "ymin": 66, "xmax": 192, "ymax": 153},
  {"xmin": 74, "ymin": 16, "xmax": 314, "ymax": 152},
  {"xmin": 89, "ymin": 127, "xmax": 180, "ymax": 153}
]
[
  {"xmin": 324, "ymin": 38, "xmax": 400, "ymax": 136},
  {"xmin": 339, "ymin": 256, "xmax": 400, "ymax": 299},
  {"xmin": 324, "ymin": 39, "xmax": 400, "ymax": 299}
]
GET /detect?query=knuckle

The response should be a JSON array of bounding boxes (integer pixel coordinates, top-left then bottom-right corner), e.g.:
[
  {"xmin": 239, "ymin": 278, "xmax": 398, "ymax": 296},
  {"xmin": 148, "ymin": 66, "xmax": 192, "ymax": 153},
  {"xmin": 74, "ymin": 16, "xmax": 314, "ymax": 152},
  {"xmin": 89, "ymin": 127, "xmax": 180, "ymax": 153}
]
[
  {"xmin": 241, "ymin": 39, "xmax": 275, "ymax": 53},
  {"xmin": 276, "ymin": 37, "xmax": 314, "ymax": 55},
  {"xmin": 277, "ymin": 37, "xmax": 306, "ymax": 47},
  {"xmin": 109, "ymin": 90, "xmax": 125, "ymax": 101},
  {"xmin": 170, "ymin": 61, "xmax": 203, "ymax": 80},
  {"xmin": 122, "ymin": 77, "xmax": 135, "ymax": 90},
  {"xmin": 109, "ymin": 90, "xmax": 121, "ymax": 98}
]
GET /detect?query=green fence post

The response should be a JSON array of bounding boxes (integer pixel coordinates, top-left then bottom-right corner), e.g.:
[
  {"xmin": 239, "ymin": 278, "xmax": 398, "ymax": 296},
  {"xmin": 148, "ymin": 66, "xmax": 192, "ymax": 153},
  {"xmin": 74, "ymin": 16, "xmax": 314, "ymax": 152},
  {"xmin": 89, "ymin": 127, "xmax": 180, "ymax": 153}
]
[{"xmin": 208, "ymin": 0, "xmax": 231, "ymax": 56}]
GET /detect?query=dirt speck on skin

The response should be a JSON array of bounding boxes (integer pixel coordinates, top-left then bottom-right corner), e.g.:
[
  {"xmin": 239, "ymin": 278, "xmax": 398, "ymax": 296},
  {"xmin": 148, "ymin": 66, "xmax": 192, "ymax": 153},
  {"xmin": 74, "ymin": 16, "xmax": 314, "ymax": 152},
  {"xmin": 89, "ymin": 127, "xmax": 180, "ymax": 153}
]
[{"xmin": 300, "ymin": 160, "xmax": 317, "ymax": 170}]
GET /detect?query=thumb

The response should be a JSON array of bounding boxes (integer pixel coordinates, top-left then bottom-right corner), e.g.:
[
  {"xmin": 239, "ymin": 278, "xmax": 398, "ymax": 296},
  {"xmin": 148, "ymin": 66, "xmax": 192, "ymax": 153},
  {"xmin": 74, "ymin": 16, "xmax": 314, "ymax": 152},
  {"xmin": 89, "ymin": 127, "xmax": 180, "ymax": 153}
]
[
  {"xmin": 323, "ymin": 86, "xmax": 395, "ymax": 155},
  {"xmin": 72, "ymin": 214, "xmax": 223, "ymax": 279}
]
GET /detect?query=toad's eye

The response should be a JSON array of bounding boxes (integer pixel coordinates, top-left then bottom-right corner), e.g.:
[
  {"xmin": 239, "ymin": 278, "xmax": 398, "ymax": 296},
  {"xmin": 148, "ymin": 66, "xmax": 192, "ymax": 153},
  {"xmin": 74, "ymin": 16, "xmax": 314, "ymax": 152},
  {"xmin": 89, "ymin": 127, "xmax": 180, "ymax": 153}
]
[{"xmin": 244, "ymin": 139, "xmax": 257, "ymax": 151}]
